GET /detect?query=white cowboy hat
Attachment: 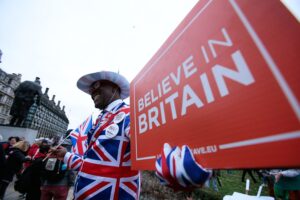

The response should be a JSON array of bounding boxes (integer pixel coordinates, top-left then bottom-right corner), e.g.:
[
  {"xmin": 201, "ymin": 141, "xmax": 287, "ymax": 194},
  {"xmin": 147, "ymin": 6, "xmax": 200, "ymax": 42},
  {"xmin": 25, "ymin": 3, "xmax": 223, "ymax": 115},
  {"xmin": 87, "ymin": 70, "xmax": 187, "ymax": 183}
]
[{"xmin": 77, "ymin": 71, "xmax": 130, "ymax": 99}]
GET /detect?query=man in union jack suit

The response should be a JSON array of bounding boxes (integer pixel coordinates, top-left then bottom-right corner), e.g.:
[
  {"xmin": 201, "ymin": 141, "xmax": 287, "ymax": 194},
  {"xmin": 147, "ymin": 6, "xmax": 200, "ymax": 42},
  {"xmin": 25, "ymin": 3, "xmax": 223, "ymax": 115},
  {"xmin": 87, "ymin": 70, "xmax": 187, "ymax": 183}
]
[
  {"xmin": 52, "ymin": 70, "xmax": 210, "ymax": 199},
  {"xmin": 53, "ymin": 71, "xmax": 140, "ymax": 200}
]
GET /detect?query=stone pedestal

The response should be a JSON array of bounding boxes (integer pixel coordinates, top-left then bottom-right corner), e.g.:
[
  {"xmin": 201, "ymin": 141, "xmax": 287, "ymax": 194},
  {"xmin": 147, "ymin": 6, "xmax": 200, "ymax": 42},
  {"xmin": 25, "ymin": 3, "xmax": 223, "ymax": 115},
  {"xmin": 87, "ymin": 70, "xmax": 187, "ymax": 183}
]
[{"xmin": 0, "ymin": 125, "xmax": 38, "ymax": 143}]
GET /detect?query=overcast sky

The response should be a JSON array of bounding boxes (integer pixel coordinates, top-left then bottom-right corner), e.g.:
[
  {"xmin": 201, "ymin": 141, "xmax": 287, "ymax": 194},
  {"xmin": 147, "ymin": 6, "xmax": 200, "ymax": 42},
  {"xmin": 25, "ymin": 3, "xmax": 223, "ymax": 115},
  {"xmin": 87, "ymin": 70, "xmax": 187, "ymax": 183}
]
[{"xmin": 0, "ymin": 0, "xmax": 299, "ymax": 130}]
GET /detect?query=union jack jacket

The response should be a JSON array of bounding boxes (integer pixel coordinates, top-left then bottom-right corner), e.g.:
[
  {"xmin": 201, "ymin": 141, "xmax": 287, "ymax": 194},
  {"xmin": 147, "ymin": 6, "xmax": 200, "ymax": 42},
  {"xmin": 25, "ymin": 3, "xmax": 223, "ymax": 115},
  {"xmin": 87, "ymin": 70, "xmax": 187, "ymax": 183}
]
[{"xmin": 64, "ymin": 99, "xmax": 140, "ymax": 200}]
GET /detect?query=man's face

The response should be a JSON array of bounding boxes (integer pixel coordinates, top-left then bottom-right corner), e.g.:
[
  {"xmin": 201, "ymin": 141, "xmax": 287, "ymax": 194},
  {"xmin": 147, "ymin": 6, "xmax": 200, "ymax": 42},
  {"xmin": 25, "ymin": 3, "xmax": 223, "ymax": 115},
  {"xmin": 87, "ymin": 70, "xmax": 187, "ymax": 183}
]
[{"xmin": 89, "ymin": 80, "xmax": 118, "ymax": 110}]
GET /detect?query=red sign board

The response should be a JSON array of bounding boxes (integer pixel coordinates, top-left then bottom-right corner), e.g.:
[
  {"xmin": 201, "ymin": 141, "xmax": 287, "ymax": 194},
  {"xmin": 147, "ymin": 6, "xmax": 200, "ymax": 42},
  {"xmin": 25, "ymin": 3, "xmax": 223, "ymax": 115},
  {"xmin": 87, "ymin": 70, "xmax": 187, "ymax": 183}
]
[{"xmin": 130, "ymin": 0, "xmax": 300, "ymax": 170}]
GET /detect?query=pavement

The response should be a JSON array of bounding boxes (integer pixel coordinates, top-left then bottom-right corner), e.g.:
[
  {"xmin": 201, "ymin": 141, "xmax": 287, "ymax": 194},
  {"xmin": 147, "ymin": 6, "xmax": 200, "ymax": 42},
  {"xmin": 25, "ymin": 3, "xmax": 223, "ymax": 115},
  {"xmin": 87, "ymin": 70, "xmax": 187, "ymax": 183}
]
[{"xmin": 4, "ymin": 180, "xmax": 23, "ymax": 200}]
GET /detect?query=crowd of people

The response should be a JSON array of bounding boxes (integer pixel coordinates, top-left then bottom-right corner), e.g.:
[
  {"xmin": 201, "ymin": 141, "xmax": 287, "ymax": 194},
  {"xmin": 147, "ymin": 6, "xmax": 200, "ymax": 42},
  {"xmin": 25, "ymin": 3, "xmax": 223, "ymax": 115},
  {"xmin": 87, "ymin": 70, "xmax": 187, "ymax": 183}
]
[{"xmin": 0, "ymin": 136, "xmax": 74, "ymax": 200}]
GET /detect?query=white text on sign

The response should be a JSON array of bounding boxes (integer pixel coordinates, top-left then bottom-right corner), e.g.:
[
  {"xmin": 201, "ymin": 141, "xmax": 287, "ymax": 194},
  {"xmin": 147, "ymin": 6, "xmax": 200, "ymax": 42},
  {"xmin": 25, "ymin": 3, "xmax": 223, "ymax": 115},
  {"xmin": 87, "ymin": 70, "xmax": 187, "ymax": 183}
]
[{"xmin": 138, "ymin": 27, "xmax": 255, "ymax": 134}]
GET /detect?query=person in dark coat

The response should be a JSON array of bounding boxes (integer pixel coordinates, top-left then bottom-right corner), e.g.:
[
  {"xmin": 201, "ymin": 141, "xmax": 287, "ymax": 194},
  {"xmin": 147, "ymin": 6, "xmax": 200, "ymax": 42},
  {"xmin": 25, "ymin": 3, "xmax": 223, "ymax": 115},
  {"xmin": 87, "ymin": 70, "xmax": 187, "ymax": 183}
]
[
  {"xmin": 1, "ymin": 136, "xmax": 20, "ymax": 156},
  {"xmin": 24, "ymin": 140, "xmax": 50, "ymax": 200},
  {"xmin": 0, "ymin": 140, "xmax": 30, "ymax": 200},
  {"xmin": 40, "ymin": 140, "xmax": 75, "ymax": 200}
]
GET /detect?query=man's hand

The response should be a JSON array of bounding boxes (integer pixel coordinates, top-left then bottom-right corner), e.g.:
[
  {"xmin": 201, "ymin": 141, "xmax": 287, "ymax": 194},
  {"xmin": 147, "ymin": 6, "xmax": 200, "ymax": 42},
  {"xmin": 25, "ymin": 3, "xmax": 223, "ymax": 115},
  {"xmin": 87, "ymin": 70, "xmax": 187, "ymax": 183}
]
[{"xmin": 49, "ymin": 146, "xmax": 67, "ymax": 160}]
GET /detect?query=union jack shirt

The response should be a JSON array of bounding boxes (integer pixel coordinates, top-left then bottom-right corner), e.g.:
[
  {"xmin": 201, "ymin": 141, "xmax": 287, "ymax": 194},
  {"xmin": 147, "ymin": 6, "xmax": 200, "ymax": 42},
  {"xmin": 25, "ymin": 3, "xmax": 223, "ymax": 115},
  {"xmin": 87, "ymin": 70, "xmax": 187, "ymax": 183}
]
[{"xmin": 64, "ymin": 99, "xmax": 140, "ymax": 200}]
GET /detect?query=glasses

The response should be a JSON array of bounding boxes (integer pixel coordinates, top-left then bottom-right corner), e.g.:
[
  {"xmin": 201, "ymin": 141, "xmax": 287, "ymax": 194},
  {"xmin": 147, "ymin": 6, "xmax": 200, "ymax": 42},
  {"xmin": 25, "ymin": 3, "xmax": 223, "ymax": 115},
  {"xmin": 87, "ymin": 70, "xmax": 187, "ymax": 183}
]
[{"xmin": 89, "ymin": 81, "xmax": 102, "ymax": 94}]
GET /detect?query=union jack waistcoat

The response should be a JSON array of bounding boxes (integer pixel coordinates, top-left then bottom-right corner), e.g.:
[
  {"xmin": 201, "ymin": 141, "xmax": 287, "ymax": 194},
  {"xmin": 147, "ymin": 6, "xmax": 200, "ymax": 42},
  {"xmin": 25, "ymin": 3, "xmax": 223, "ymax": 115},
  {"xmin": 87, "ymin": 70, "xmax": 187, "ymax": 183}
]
[{"xmin": 64, "ymin": 101, "xmax": 140, "ymax": 200}]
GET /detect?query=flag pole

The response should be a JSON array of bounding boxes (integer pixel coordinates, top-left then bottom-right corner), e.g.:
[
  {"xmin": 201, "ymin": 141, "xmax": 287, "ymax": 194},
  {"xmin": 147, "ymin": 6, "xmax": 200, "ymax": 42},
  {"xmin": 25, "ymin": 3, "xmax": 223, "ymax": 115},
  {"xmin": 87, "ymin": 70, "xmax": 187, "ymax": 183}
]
[
  {"xmin": 42, "ymin": 132, "xmax": 72, "ymax": 162},
  {"xmin": 43, "ymin": 115, "xmax": 93, "ymax": 162}
]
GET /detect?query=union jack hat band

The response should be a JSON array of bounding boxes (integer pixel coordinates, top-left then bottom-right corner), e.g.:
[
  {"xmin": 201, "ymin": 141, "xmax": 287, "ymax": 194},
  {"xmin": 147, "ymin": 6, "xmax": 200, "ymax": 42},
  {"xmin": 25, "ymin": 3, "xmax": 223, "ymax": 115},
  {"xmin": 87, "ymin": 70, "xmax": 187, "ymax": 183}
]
[{"xmin": 77, "ymin": 71, "xmax": 130, "ymax": 99}]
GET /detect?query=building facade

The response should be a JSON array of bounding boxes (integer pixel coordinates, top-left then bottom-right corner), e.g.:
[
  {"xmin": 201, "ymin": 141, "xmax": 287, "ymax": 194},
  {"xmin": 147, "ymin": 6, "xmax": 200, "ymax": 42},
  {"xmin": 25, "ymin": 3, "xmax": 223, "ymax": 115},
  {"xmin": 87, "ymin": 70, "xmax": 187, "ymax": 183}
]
[
  {"xmin": 0, "ymin": 68, "xmax": 21, "ymax": 124},
  {"xmin": 24, "ymin": 88, "xmax": 69, "ymax": 139},
  {"xmin": 9, "ymin": 77, "xmax": 69, "ymax": 139}
]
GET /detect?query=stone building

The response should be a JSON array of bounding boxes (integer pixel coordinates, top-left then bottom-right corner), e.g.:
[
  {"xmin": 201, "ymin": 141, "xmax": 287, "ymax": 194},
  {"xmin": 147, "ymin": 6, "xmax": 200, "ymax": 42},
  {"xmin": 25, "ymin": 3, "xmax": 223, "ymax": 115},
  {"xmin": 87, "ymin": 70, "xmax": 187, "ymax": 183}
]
[
  {"xmin": 0, "ymin": 68, "xmax": 21, "ymax": 124},
  {"xmin": 9, "ymin": 77, "xmax": 69, "ymax": 139},
  {"xmin": 24, "ymin": 88, "xmax": 69, "ymax": 138}
]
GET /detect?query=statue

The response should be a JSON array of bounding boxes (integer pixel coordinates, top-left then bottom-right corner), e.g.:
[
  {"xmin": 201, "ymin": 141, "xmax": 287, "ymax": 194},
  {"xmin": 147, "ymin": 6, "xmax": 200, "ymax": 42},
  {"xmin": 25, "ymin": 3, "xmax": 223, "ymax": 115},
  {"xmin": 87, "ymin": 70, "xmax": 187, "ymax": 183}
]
[{"xmin": 10, "ymin": 77, "xmax": 42, "ymax": 126}]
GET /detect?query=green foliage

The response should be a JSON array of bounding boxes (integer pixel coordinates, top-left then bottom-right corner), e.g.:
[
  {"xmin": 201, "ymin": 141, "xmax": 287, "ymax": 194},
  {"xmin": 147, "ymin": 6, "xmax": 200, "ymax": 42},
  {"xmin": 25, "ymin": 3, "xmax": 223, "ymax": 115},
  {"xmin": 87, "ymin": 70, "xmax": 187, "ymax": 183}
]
[
  {"xmin": 193, "ymin": 170, "xmax": 269, "ymax": 199},
  {"xmin": 141, "ymin": 170, "xmax": 271, "ymax": 200}
]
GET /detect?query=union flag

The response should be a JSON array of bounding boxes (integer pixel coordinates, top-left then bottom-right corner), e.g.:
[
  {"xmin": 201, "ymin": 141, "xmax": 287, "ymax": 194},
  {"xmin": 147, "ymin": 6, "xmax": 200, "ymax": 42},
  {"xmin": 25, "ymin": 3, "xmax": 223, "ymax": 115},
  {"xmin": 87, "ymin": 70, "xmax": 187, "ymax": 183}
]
[{"xmin": 70, "ymin": 115, "xmax": 93, "ymax": 155}]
